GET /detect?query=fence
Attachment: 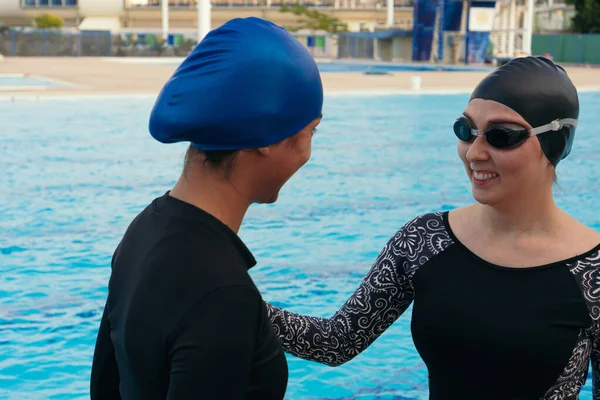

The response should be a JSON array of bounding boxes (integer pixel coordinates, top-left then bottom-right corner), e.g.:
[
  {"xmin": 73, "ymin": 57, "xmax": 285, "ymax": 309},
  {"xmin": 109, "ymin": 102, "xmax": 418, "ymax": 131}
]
[
  {"xmin": 337, "ymin": 35, "xmax": 375, "ymax": 59},
  {"xmin": 0, "ymin": 30, "xmax": 334, "ymax": 58},
  {"xmin": 121, "ymin": 0, "xmax": 415, "ymax": 9},
  {"xmin": 336, "ymin": 30, "xmax": 413, "ymax": 61},
  {"xmin": 0, "ymin": 30, "xmax": 198, "ymax": 57},
  {"xmin": 531, "ymin": 34, "xmax": 600, "ymax": 64}
]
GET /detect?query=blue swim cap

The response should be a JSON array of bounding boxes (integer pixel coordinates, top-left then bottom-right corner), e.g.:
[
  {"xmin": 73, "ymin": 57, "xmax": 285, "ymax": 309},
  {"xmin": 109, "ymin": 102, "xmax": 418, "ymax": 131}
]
[{"xmin": 148, "ymin": 17, "xmax": 323, "ymax": 151}]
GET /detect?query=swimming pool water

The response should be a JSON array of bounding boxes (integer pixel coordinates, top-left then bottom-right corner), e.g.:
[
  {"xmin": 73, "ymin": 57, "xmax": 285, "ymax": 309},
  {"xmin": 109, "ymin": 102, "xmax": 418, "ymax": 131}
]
[
  {"xmin": 2, "ymin": 92, "xmax": 600, "ymax": 399},
  {"xmin": 315, "ymin": 61, "xmax": 492, "ymax": 73},
  {"xmin": 154, "ymin": 59, "xmax": 492, "ymax": 73},
  {"xmin": 0, "ymin": 75, "xmax": 58, "ymax": 88}
]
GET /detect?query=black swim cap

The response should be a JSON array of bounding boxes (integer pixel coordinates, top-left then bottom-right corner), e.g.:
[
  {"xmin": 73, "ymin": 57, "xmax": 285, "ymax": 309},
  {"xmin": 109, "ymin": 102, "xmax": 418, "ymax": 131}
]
[{"xmin": 469, "ymin": 56, "xmax": 579, "ymax": 166}]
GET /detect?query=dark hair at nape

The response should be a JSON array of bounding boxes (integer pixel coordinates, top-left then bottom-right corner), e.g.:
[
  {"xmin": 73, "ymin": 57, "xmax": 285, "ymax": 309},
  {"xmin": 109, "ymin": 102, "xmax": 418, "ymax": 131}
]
[{"xmin": 183, "ymin": 144, "xmax": 238, "ymax": 176}]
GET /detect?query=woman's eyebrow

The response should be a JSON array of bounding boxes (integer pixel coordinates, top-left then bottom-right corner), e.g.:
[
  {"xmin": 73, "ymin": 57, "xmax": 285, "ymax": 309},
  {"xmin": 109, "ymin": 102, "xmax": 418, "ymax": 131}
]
[{"xmin": 462, "ymin": 112, "xmax": 525, "ymax": 128}]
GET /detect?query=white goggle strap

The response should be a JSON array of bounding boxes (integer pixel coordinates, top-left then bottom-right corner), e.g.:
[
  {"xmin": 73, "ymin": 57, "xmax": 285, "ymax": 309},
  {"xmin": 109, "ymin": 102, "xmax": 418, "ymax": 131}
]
[{"xmin": 530, "ymin": 118, "xmax": 578, "ymax": 136}]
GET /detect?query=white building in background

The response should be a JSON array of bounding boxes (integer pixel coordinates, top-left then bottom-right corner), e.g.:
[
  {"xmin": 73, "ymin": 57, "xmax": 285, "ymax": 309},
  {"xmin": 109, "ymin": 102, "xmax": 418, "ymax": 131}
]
[
  {"xmin": 482, "ymin": 0, "xmax": 574, "ymax": 60},
  {"xmin": 0, "ymin": 0, "xmax": 123, "ymax": 30},
  {"xmin": 534, "ymin": 0, "xmax": 576, "ymax": 32},
  {"xmin": 0, "ymin": 0, "xmax": 415, "ymax": 33},
  {"xmin": 0, "ymin": 0, "xmax": 574, "ymax": 41}
]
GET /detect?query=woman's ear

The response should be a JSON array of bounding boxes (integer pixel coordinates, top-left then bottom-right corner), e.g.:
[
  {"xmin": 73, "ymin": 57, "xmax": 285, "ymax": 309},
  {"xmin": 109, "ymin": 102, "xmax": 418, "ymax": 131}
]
[{"xmin": 256, "ymin": 147, "xmax": 270, "ymax": 156}]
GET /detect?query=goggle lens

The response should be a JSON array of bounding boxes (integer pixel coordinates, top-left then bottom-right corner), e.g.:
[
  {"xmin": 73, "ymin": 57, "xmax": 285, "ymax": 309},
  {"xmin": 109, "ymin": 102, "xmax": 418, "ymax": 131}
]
[{"xmin": 453, "ymin": 117, "xmax": 530, "ymax": 149}]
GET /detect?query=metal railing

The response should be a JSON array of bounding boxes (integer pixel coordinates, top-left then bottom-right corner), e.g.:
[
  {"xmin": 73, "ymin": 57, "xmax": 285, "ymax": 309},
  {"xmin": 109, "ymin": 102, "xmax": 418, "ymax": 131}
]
[
  {"xmin": 123, "ymin": 0, "xmax": 413, "ymax": 9},
  {"xmin": 0, "ymin": 29, "xmax": 337, "ymax": 58},
  {"xmin": 488, "ymin": 29, "xmax": 525, "ymax": 57}
]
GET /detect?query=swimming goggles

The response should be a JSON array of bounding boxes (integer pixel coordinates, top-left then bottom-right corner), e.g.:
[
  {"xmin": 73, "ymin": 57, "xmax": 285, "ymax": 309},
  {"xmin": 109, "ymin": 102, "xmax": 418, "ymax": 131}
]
[{"xmin": 453, "ymin": 116, "xmax": 578, "ymax": 149}]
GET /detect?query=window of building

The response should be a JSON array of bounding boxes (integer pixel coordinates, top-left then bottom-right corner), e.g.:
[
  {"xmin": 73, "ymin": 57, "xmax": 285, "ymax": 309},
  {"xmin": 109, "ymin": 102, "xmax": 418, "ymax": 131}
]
[
  {"xmin": 22, "ymin": 0, "xmax": 78, "ymax": 6},
  {"xmin": 170, "ymin": 0, "xmax": 193, "ymax": 7}
]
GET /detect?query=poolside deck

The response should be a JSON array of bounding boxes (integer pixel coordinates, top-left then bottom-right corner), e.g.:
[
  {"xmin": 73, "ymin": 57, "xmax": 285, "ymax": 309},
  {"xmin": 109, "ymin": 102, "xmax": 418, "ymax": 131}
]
[{"xmin": 1, "ymin": 57, "xmax": 599, "ymax": 97}]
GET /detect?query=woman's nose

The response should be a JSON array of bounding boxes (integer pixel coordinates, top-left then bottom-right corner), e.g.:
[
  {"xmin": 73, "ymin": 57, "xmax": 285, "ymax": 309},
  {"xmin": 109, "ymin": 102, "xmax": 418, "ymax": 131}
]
[{"xmin": 465, "ymin": 136, "xmax": 491, "ymax": 162}]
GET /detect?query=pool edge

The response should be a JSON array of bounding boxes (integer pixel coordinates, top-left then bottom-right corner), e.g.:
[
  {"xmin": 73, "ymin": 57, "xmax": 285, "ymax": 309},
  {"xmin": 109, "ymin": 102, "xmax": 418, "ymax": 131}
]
[{"xmin": 1, "ymin": 85, "xmax": 600, "ymax": 101}]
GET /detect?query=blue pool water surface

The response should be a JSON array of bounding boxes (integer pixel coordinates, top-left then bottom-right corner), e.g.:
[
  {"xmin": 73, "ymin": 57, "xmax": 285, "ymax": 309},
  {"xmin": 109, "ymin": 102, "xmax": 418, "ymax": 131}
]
[
  {"xmin": 158, "ymin": 59, "xmax": 492, "ymax": 73},
  {"xmin": 0, "ymin": 75, "xmax": 58, "ymax": 88},
  {"xmin": 2, "ymin": 92, "xmax": 600, "ymax": 399},
  {"xmin": 314, "ymin": 61, "xmax": 492, "ymax": 73}
]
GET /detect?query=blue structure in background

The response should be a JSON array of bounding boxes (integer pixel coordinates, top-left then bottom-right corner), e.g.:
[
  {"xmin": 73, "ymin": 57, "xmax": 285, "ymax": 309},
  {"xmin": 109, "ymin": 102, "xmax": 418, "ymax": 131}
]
[
  {"xmin": 412, "ymin": 0, "xmax": 439, "ymax": 62},
  {"xmin": 443, "ymin": 1, "xmax": 465, "ymax": 31},
  {"xmin": 436, "ymin": 0, "xmax": 464, "ymax": 62},
  {"xmin": 412, "ymin": 0, "xmax": 497, "ymax": 64},
  {"xmin": 465, "ymin": 1, "xmax": 497, "ymax": 64}
]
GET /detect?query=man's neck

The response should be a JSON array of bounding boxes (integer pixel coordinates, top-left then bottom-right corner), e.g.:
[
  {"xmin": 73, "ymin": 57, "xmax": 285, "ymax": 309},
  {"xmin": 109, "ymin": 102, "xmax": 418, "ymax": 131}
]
[{"xmin": 169, "ymin": 170, "xmax": 250, "ymax": 234}]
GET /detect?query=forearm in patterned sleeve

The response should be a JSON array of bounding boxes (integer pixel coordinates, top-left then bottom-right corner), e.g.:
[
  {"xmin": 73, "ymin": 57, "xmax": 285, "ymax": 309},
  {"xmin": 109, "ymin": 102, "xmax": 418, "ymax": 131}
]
[
  {"xmin": 266, "ymin": 213, "xmax": 451, "ymax": 367},
  {"xmin": 266, "ymin": 233, "xmax": 415, "ymax": 366}
]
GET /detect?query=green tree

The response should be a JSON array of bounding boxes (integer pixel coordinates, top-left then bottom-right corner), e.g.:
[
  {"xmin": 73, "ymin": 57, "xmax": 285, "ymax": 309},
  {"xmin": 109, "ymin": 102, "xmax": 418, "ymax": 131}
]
[
  {"xmin": 34, "ymin": 13, "xmax": 64, "ymax": 29},
  {"xmin": 565, "ymin": 0, "xmax": 600, "ymax": 33},
  {"xmin": 279, "ymin": 3, "xmax": 349, "ymax": 33}
]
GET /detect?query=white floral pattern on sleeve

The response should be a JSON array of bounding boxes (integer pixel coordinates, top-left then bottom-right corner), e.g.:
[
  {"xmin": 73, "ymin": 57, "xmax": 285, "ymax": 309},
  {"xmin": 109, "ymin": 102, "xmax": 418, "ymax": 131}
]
[
  {"xmin": 267, "ymin": 212, "xmax": 453, "ymax": 366},
  {"xmin": 558, "ymin": 252, "xmax": 600, "ymax": 400}
]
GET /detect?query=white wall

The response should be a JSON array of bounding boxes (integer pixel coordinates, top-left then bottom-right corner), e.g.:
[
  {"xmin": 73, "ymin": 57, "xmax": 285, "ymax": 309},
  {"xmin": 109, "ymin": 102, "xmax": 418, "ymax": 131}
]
[
  {"xmin": 535, "ymin": 8, "xmax": 575, "ymax": 32},
  {"xmin": 78, "ymin": 0, "xmax": 124, "ymax": 17},
  {"xmin": 0, "ymin": 0, "xmax": 125, "ymax": 18},
  {"xmin": 0, "ymin": 0, "xmax": 27, "ymax": 18}
]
